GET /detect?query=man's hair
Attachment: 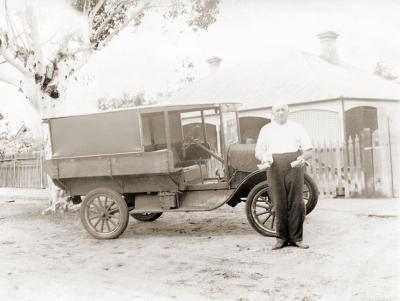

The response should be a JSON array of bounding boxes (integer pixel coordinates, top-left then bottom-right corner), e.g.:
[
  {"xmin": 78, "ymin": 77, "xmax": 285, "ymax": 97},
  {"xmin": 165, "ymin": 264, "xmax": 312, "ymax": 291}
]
[{"xmin": 272, "ymin": 102, "xmax": 289, "ymax": 113}]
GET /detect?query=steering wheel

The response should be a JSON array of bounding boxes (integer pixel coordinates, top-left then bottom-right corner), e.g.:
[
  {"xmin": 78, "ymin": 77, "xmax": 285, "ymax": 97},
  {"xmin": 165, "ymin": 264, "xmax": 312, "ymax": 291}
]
[{"xmin": 183, "ymin": 136, "xmax": 224, "ymax": 163}]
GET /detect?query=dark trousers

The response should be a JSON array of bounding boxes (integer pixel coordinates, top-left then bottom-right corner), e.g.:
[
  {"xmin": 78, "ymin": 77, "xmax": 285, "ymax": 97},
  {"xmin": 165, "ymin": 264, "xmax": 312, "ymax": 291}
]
[{"xmin": 267, "ymin": 151, "xmax": 305, "ymax": 242}]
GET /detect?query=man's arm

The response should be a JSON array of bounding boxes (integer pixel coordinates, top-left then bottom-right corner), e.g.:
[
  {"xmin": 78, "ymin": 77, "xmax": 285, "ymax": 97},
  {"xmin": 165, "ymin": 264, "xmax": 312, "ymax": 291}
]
[
  {"xmin": 255, "ymin": 126, "xmax": 273, "ymax": 169},
  {"xmin": 296, "ymin": 123, "xmax": 313, "ymax": 167},
  {"xmin": 301, "ymin": 148, "xmax": 313, "ymax": 161},
  {"xmin": 294, "ymin": 148, "xmax": 312, "ymax": 168},
  {"xmin": 255, "ymin": 127, "xmax": 267, "ymax": 162}
]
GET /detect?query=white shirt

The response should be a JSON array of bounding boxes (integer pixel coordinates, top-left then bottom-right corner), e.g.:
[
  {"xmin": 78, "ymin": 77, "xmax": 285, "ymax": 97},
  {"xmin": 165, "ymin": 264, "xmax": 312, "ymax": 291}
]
[{"xmin": 255, "ymin": 120, "xmax": 312, "ymax": 163}]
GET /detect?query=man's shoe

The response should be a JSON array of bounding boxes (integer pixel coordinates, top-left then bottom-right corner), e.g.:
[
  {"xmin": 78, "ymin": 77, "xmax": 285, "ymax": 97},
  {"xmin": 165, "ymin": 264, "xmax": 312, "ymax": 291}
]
[
  {"xmin": 271, "ymin": 239, "xmax": 286, "ymax": 250},
  {"xmin": 292, "ymin": 241, "xmax": 309, "ymax": 249}
]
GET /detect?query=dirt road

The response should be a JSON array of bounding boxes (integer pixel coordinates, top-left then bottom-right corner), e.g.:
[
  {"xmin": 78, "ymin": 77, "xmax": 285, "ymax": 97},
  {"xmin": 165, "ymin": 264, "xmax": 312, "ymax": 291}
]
[{"xmin": 0, "ymin": 196, "xmax": 399, "ymax": 301}]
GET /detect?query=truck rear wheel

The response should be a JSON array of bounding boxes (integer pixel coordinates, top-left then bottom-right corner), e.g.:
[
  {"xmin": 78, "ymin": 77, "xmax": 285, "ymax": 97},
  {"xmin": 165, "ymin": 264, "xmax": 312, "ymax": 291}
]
[
  {"xmin": 80, "ymin": 188, "xmax": 129, "ymax": 239},
  {"xmin": 131, "ymin": 212, "xmax": 163, "ymax": 222}
]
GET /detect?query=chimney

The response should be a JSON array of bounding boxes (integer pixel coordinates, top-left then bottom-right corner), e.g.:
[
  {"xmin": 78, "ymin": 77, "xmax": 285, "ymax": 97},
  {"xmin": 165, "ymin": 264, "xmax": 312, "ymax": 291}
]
[
  {"xmin": 317, "ymin": 31, "xmax": 339, "ymax": 64},
  {"xmin": 206, "ymin": 56, "xmax": 222, "ymax": 74}
]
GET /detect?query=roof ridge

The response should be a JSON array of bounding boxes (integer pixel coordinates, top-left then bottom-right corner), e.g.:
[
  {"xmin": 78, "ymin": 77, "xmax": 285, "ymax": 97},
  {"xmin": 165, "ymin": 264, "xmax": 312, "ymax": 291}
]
[{"xmin": 299, "ymin": 52, "xmax": 340, "ymax": 98}]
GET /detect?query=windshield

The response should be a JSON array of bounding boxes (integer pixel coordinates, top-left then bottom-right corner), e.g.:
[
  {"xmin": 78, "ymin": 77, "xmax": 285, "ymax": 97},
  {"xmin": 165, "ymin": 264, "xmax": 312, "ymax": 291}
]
[
  {"xmin": 220, "ymin": 104, "xmax": 240, "ymax": 149},
  {"xmin": 181, "ymin": 109, "xmax": 224, "ymax": 178}
]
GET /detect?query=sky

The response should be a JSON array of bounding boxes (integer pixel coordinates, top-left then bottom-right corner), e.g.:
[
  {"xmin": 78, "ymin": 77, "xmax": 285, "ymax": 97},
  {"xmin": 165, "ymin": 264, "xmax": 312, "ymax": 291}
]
[
  {"xmin": 1, "ymin": 0, "xmax": 400, "ymax": 133},
  {"xmin": 80, "ymin": 0, "xmax": 400, "ymax": 94}
]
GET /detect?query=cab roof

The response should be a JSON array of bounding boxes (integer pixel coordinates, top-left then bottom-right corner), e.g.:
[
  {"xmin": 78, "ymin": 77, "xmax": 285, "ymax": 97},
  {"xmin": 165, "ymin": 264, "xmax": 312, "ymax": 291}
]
[{"xmin": 42, "ymin": 102, "xmax": 241, "ymax": 121}]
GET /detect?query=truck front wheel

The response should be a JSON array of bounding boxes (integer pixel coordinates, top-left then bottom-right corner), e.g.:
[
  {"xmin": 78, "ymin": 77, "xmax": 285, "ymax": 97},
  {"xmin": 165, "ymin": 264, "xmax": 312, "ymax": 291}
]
[{"xmin": 246, "ymin": 175, "xmax": 319, "ymax": 236}]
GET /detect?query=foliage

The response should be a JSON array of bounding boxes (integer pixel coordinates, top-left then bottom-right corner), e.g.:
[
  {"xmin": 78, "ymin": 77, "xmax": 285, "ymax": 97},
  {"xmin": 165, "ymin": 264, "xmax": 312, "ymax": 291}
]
[
  {"xmin": 0, "ymin": 0, "xmax": 220, "ymax": 115},
  {"xmin": 187, "ymin": 0, "xmax": 220, "ymax": 31},
  {"xmin": 71, "ymin": 0, "xmax": 221, "ymax": 31},
  {"xmin": 0, "ymin": 121, "xmax": 44, "ymax": 158},
  {"xmin": 374, "ymin": 61, "xmax": 398, "ymax": 81},
  {"xmin": 97, "ymin": 91, "xmax": 151, "ymax": 110},
  {"xmin": 178, "ymin": 56, "xmax": 195, "ymax": 84}
]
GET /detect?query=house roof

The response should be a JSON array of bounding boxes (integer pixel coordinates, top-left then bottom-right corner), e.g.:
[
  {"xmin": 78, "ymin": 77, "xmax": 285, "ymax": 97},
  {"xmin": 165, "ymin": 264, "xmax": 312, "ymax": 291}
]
[{"xmin": 167, "ymin": 52, "xmax": 400, "ymax": 110}]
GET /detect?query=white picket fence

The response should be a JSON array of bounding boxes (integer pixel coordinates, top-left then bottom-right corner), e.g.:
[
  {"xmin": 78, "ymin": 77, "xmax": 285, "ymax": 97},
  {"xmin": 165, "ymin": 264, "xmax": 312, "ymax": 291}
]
[{"xmin": 307, "ymin": 128, "xmax": 397, "ymax": 198}]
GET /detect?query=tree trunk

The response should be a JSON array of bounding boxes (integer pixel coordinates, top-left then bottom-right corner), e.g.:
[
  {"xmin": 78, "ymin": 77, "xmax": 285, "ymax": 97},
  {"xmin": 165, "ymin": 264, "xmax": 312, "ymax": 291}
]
[{"xmin": 19, "ymin": 76, "xmax": 71, "ymax": 214}]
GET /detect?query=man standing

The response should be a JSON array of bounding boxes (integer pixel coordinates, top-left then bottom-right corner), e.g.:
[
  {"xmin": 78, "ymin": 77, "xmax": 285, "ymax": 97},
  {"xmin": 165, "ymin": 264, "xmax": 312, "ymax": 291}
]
[{"xmin": 255, "ymin": 103, "xmax": 313, "ymax": 250}]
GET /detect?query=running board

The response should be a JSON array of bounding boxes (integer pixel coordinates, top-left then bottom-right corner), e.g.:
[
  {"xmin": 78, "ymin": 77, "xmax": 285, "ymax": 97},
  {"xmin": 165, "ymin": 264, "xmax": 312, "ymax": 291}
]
[
  {"xmin": 130, "ymin": 189, "xmax": 233, "ymax": 213},
  {"xmin": 184, "ymin": 182, "xmax": 229, "ymax": 191}
]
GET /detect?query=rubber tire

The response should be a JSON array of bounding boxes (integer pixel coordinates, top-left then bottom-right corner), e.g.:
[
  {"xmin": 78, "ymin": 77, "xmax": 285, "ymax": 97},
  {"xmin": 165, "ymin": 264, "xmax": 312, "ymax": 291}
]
[
  {"xmin": 245, "ymin": 175, "xmax": 319, "ymax": 236},
  {"xmin": 304, "ymin": 173, "xmax": 319, "ymax": 215},
  {"xmin": 80, "ymin": 188, "xmax": 129, "ymax": 239},
  {"xmin": 245, "ymin": 181, "xmax": 276, "ymax": 237},
  {"xmin": 130, "ymin": 212, "xmax": 163, "ymax": 222}
]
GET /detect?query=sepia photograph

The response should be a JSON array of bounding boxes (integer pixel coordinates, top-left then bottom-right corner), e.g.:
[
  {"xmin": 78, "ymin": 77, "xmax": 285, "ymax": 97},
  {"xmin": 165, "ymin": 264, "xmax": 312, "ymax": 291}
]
[{"xmin": 0, "ymin": 0, "xmax": 399, "ymax": 300}]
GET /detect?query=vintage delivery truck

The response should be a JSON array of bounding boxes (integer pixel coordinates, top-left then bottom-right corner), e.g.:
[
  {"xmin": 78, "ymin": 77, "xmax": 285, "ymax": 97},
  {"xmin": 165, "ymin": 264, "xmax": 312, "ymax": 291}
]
[{"xmin": 44, "ymin": 103, "xmax": 318, "ymax": 239}]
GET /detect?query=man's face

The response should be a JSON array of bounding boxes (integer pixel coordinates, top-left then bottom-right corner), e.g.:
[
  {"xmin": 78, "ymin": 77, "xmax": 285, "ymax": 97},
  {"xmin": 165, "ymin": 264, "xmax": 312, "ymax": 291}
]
[{"xmin": 272, "ymin": 104, "xmax": 289, "ymax": 124}]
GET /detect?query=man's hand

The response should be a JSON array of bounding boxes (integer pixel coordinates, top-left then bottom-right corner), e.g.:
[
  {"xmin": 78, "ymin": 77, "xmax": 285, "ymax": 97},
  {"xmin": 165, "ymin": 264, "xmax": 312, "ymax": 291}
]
[
  {"xmin": 294, "ymin": 149, "xmax": 312, "ymax": 168},
  {"xmin": 295, "ymin": 156, "xmax": 306, "ymax": 167},
  {"xmin": 258, "ymin": 154, "xmax": 273, "ymax": 170},
  {"xmin": 257, "ymin": 160, "xmax": 272, "ymax": 170},
  {"xmin": 263, "ymin": 153, "xmax": 273, "ymax": 165}
]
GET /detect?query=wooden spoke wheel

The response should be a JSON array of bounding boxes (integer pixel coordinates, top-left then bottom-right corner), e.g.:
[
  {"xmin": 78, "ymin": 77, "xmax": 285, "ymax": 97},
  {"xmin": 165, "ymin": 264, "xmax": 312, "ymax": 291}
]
[
  {"xmin": 130, "ymin": 212, "xmax": 163, "ymax": 222},
  {"xmin": 304, "ymin": 173, "xmax": 318, "ymax": 215},
  {"xmin": 80, "ymin": 188, "xmax": 129, "ymax": 239},
  {"xmin": 246, "ymin": 175, "xmax": 318, "ymax": 236},
  {"xmin": 246, "ymin": 181, "xmax": 276, "ymax": 237}
]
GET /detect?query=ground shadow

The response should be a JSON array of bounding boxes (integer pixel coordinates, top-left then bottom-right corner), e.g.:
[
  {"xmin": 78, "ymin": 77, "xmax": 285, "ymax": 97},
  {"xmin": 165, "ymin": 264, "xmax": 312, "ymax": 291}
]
[{"xmin": 122, "ymin": 214, "xmax": 266, "ymax": 238}]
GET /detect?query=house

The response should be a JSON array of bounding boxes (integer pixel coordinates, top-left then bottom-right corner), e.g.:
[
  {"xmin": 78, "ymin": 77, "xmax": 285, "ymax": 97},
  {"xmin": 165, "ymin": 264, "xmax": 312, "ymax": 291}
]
[{"xmin": 168, "ymin": 31, "xmax": 400, "ymax": 197}]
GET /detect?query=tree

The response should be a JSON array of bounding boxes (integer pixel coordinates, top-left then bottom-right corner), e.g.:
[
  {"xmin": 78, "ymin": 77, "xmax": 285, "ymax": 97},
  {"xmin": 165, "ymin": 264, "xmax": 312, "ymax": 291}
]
[
  {"xmin": 374, "ymin": 61, "xmax": 399, "ymax": 82},
  {"xmin": 0, "ymin": 0, "xmax": 153, "ymax": 116},
  {"xmin": 0, "ymin": 0, "xmax": 220, "ymax": 212},
  {"xmin": 0, "ymin": 0, "xmax": 220, "ymax": 114},
  {"xmin": 0, "ymin": 120, "xmax": 43, "ymax": 158},
  {"xmin": 97, "ymin": 91, "xmax": 150, "ymax": 110}
]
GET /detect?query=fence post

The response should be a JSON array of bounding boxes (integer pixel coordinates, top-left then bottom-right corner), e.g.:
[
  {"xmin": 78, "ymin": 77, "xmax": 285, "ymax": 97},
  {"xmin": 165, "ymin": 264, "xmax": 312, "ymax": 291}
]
[
  {"xmin": 319, "ymin": 141, "xmax": 329, "ymax": 196},
  {"xmin": 361, "ymin": 128, "xmax": 374, "ymax": 196},
  {"xmin": 325, "ymin": 140, "xmax": 330, "ymax": 197},
  {"xmin": 354, "ymin": 135, "xmax": 363, "ymax": 195},
  {"xmin": 39, "ymin": 152, "xmax": 44, "ymax": 188},
  {"xmin": 348, "ymin": 136, "xmax": 355, "ymax": 196},
  {"xmin": 335, "ymin": 140, "xmax": 344, "ymax": 196},
  {"xmin": 310, "ymin": 140, "xmax": 318, "ymax": 187},
  {"xmin": 331, "ymin": 140, "xmax": 337, "ymax": 196},
  {"xmin": 372, "ymin": 129, "xmax": 392, "ymax": 196},
  {"xmin": 371, "ymin": 130, "xmax": 381, "ymax": 195},
  {"xmin": 342, "ymin": 140, "xmax": 349, "ymax": 197},
  {"xmin": 13, "ymin": 156, "xmax": 17, "ymax": 187}
]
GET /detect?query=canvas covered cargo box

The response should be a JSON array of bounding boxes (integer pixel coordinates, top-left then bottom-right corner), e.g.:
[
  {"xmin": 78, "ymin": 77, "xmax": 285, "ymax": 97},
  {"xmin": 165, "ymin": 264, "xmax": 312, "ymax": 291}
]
[
  {"xmin": 43, "ymin": 104, "xmax": 219, "ymax": 182},
  {"xmin": 44, "ymin": 107, "xmax": 181, "ymax": 181},
  {"xmin": 48, "ymin": 108, "xmax": 143, "ymax": 158}
]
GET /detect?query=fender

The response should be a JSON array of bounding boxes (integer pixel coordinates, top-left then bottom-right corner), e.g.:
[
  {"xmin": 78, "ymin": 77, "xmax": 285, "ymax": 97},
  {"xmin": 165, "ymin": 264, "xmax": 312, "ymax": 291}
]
[{"xmin": 226, "ymin": 169, "xmax": 267, "ymax": 207}]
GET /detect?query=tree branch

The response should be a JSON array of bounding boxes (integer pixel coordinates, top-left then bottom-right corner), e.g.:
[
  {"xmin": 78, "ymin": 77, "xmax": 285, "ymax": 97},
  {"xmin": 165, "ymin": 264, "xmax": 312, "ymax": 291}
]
[
  {"xmin": 88, "ymin": 0, "xmax": 107, "ymax": 25},
  {"xmin": 4, "ymin": 0, "xmax": 28, "ymax": 50},
  {"xmin": 67, "ymin": 48, "xmax": 92, "ymax": 76},
  {"xmin": 95, "ymin": 1, "xmax": 151, "ymax": 49},
  {"xmin": 89, "ymin": 0, "xmax": 107, "ymax": 18},
  {"xmin": 65, "ymin": 45, "xmax": 92, "ymax": 57},
  {"xmin": 92, "ymin": 1, "xmax": 132, "ymax": 40},
  {"xmin": 82, "ymin": 0, "xmax": 90, "ymax": 16},
  {"xmin": 0, "ymin": 69, "xmax": 21, "ymax": 87},
  {"xmin": 0, "ymin": 37, "xmax": 30, "ymax": 76},
  {"xmin": 25, "ymin": 4, "xmax": 45, "ymax": 75}
]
